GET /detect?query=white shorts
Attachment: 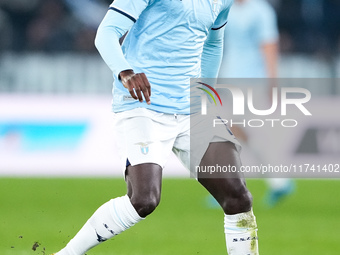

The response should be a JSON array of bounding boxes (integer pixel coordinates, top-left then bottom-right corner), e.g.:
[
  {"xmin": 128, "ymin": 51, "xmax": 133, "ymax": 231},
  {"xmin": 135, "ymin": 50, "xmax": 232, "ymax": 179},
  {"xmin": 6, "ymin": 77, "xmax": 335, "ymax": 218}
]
[{"xmin": 114, "ymin": 108, "xmax": 241, "ymax": 175}]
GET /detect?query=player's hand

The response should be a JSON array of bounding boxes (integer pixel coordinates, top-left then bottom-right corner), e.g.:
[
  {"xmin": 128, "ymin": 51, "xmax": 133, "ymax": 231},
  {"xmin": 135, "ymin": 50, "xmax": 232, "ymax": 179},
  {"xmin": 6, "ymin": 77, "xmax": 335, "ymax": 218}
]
[{"xmin": 120, "ymin": 70, "xmax": 151, "ymax": 105}]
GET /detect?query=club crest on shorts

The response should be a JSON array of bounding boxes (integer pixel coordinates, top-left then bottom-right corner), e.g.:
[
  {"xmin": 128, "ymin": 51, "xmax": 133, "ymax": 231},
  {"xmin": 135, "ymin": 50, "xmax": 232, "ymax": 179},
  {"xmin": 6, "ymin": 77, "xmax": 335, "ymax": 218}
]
[{"xmin": 135, "ymin": 141, "xmax": 153, "ymax": 155}]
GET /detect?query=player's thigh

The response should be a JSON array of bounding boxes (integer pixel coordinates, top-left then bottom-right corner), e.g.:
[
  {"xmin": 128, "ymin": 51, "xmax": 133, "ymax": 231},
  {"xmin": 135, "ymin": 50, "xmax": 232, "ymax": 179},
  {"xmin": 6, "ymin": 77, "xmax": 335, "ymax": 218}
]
[{"xmin": 198, "ymin": 141, "xmax": 245, "ymax": 189}]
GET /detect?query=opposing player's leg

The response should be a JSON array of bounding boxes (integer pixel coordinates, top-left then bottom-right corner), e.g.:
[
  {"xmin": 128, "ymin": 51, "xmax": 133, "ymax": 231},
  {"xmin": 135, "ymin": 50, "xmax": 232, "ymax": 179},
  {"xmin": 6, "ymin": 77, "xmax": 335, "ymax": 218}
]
[
  {"xmin": 198, "ymin": 141, "xmax": 259, "ymax": 255},
  {"xmin": 231, "ymin": 126, "xmax": 294, "ymax": 208},
  {"xmin": 54, "ymin": 163, "xmax": 162, "ymax": 255},
  {"xmin": 265, "ymin": 178, "xmax": 294, "ymax": 207}
]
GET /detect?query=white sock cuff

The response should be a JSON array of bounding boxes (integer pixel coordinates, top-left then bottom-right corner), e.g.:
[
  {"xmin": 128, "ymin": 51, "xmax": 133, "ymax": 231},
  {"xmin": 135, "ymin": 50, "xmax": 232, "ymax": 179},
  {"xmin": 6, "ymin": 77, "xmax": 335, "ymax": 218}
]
[
  {"xmin": 224, "ymin": 209, "xmax": 257, "ymax": 234},
  {"xmin": 120, "ymin": 194, "xmax": 145, "ymax": 222},
  {"xmin": 225, "ymin": 209, "xmax": 255, "ymax": 222},
  {"xmin": 106, "ymin": 195, "xmax": 144, "ymax": 234}
]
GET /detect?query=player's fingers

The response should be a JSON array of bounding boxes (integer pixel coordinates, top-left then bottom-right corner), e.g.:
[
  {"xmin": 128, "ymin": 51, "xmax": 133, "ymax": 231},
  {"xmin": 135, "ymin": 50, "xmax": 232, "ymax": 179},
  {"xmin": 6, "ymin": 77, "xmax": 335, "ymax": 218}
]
[
  {"xmin": 132, "ymin": 75, "xmax": 143, "ymax": 103},
  {"xmin": 128, "ymin": 89, "xmax": 137, "ymax": 100},
  {"xmin": 141, "ymin": 73, "xmax": 151, "ymax": 97},
  {"xmin": 126, "ymin": 80, "xmax": 138, "ymax": 100},
  {"xmin": 139, "ymin": 78, "xmax": 151, "ymax": 105},
  {"xmin": 141, "ymin": 88, "xmax": 150, "ymax": 105},
  {"xmin": 134, "ymin": 74, "xmax": 148, "ymax": 103},
  {"xmin": 125, "ymin": 73, "xmax": 150, "ymax": 103},
  {"xmin": 129, "ymin": 89, "xmax": 138, "ymax": 100},
  {"xmin": 140, "ymin": 74, "xmax": 151, "ymax": 104},
  {"xmin": 135, "ymin": 86, "xmax": 143, "ymax": 103}
]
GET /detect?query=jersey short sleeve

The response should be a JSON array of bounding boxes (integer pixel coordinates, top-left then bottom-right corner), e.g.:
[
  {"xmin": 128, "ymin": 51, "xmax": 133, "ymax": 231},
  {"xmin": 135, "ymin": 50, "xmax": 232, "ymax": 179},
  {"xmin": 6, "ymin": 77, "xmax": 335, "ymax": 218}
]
[
  {"xmin": 109, "ymin": 0, "xmax": 150, "ymax": 23},
  {"xmin": 211, "ymin": 0, "xmax": 233, "ymax": 30},
  {"xmin": 258, "ymin": 2, "xmax": 279, "ymax": 43}
]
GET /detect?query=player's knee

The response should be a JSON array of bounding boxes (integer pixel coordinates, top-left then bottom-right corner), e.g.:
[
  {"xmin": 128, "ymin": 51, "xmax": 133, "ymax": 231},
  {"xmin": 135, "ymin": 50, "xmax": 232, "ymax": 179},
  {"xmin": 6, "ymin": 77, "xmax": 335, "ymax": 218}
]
[
  {"xmin": 222, "ymin": 187, "xmax": 253, "ymax": 215},
  {"xmin": 130, "ymin": 194, "xmax": 160, "ymax": 218}
]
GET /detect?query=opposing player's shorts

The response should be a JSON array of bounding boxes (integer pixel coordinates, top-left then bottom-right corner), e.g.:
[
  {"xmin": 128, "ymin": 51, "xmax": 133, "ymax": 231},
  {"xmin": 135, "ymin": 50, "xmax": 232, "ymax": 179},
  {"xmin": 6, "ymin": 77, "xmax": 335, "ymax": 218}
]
[{"xmin": 114, "ymin": 107, "xmax": 241, "ymax": 175}]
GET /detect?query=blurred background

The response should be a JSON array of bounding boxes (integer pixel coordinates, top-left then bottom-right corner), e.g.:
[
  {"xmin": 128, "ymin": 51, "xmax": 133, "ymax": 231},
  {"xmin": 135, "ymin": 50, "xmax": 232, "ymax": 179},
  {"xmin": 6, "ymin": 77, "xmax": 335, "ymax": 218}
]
[{"xmin": 0, "ymin": 1, "xmax": 340, "ymax": 255}]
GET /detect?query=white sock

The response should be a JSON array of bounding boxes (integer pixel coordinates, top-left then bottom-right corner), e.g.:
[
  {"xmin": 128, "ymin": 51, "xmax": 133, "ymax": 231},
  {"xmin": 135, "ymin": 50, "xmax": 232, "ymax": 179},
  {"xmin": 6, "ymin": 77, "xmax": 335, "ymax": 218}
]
[
  {"xmin": 55, "ymin": 195, "xmax": 143, "ymax": 255},
  {"xmin": 224, "ymin": 210, "xmax": 259, "ymax": 255}
]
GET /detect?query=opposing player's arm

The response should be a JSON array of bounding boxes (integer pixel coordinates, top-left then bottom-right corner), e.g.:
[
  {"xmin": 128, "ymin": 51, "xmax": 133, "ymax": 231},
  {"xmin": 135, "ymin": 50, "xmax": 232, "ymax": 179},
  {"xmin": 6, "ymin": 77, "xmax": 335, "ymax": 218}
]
[
  {"xmin": 95, "ymin": 0, "xmax": 151, "ymax": 104},
  {"xmin": 258, "ymin": 2, "xmax": 279, "ymax": 101},
  {"xmin": 262, "ymin": 42, "xmax": 278, "ymax": 78},
  {"xmin": 201, "ymin": 0, "xmax": 233, "ymax": 78}
]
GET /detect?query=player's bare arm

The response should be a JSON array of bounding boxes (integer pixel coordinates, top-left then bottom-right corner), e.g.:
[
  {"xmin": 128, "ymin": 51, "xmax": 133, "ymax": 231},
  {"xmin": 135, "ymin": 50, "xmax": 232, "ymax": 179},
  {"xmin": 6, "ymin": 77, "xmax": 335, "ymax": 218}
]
[{"xmin": 120, "ymin": 70, "xmax": 151, "ymax": 105}]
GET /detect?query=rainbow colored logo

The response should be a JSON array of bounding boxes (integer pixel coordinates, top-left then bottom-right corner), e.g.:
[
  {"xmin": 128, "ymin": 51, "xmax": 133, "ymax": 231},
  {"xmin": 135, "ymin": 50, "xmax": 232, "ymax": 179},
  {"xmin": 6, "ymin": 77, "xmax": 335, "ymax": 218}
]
[{"xmin": 197, "ymin": 82, "xmax": 223, "ymax": 106}]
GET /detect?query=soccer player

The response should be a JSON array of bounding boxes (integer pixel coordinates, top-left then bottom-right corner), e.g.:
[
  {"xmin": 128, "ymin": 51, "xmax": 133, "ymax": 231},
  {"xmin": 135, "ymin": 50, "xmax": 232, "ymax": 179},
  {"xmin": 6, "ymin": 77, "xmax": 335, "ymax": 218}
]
[
  {"xmin": 218, "ymin": 0, "xmax": 294, "ymax": 207},
  {"xmin": 52, "ymin": 0, "xmax": 259, "ymax": 254}
]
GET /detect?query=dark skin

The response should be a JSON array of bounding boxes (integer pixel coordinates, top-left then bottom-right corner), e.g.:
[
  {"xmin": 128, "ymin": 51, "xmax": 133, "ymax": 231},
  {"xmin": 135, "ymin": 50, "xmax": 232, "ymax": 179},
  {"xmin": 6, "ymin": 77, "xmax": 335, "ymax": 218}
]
[
  {"xmin": 120, "ymin": 71, "xmax": 252, "ymax": 218},
  {"xmin": 120, "ymin": 70, "xmax": 151, "ymax": 105}
]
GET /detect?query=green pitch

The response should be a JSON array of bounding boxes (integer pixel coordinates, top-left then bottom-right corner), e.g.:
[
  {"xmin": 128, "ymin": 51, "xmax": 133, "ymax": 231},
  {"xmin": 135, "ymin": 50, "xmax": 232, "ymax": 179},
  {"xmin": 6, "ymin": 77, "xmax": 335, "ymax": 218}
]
[{"xmin": 0, "ymin": 178, "xmax": 339, "ymax": 255}]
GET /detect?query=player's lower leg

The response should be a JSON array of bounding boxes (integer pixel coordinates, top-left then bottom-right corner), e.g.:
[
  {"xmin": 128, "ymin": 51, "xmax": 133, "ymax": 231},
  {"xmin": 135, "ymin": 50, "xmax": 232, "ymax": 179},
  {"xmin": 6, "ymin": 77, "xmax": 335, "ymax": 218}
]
[
  {"xmin": 198, "ymin": 142, "xmax": 259, "ymax": 254},
  {"xmin": 54, "ymin": 163, "xmax": 162, "ymax": 255},
  {"xmin": 215, "ymin": 185, "xmax": 259, "ymax": 255},
  {"xmin": 224, "ymin": 209, "xmax": 259, "ymax": 255},
  {"xmin": 54, "ymin": 195, "xmax": 144, "ymax": 255}
]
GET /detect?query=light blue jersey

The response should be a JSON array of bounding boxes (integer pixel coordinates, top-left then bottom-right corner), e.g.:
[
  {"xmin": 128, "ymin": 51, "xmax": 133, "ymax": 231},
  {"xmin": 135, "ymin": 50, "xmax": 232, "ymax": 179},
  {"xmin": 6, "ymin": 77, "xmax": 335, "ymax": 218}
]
[
  {"xmin": 218, "ymin": 0, "xmax": 278, "ymax": 78},
  {"xmin": 96, "ymin": 0, "xmax": 233, "ymax": 114}
]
